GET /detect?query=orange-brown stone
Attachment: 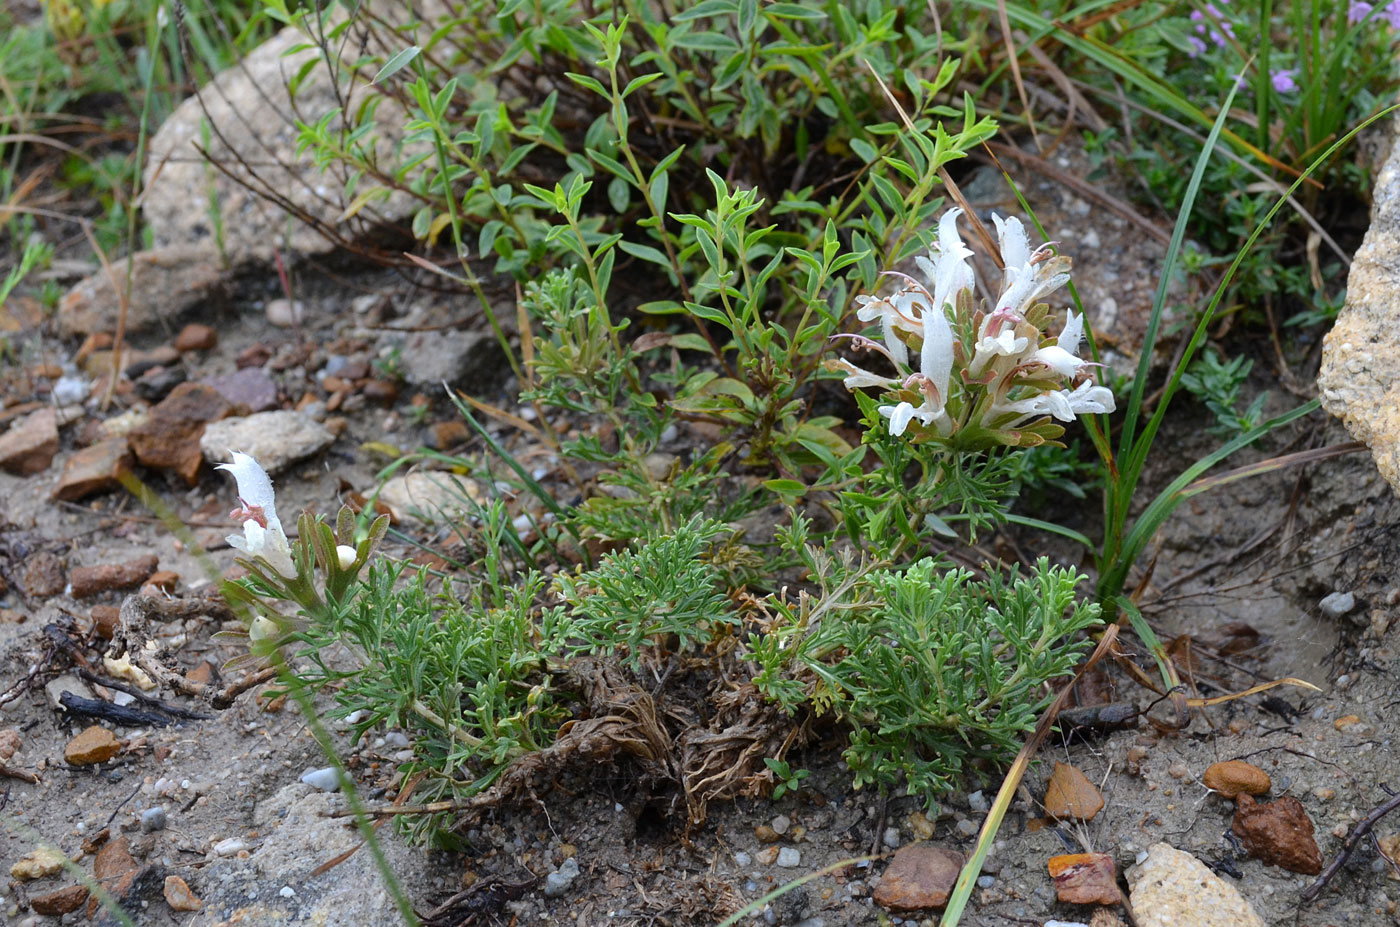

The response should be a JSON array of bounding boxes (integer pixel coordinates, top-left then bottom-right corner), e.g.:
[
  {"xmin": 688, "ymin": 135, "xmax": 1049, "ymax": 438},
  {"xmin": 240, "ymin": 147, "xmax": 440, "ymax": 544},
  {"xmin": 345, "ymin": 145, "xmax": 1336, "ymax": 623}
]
[
  {"xmin": 1203, "ymin": 760, "xmax": 1271, "ymax": 798},
  {"xmin": 65, "ymin": 726, "xmax": 122, "ymax": 766},
  {"xmin": 1045, "ymin": 761, "xmax": 1105, "ymax": 822}
]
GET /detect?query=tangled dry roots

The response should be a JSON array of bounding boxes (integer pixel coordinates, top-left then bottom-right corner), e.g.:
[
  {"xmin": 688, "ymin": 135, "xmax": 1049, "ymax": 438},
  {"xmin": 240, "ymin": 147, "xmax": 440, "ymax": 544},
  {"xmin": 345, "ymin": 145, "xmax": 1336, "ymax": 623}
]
[
  {"xmin": 468, "ymin": 657, "xmax": 678, "ymax": 811},
  {"xmin": 467, "ymin": 657, "xmax": 794, "ymax": 830}
]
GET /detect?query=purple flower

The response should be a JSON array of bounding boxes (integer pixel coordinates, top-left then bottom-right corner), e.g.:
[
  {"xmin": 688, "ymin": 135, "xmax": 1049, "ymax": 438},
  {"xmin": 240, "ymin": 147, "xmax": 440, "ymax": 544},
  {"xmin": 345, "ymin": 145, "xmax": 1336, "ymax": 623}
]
[
  {"xmin": 1271, "ymin": 69, "xmax": 1299, "ymax": 93},
  {"xmin": 1349, "ymin": 1, "xmax": 1374, "ymax": 24},
  {"xmin": 1388, "ymin": 0, "xmax": 1400, "ymax": 28}
]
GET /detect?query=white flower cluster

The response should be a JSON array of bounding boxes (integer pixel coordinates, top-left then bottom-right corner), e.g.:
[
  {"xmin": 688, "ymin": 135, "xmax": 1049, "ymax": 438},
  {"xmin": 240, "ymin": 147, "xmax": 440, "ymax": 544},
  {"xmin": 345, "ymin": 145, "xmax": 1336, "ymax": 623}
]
[{"xmin": 832, "ymin": 208, "xmax": 1115, "ymax": 450}]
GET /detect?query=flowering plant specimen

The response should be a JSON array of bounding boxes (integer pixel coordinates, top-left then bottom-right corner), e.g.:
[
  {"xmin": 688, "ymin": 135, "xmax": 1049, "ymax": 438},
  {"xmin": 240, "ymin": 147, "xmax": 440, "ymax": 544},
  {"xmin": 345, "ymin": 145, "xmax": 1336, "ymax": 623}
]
[
  {"xmin": 832, "ymin": 208, "xmax": 1114, "ymax": 452},
  {"xmin": 215, "ymin": 452, "xmax": 389, "ymax": 659}
]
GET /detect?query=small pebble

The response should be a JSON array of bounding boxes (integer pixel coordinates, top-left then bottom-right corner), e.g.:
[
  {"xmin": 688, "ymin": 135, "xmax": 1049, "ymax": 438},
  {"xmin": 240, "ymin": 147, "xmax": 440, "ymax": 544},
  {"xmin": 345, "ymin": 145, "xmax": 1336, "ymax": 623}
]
[
  {"xmin": 734, "ymin": 852, "xmax": 752, "ymax": 867},
  {"xmin": 140, "ymin": 807, "xmax": 167, "ymax": 832},
  {"xmin": 883, "ymin": 826, "xmax": 901, "ymax": 848},
  {"xmin": 266, "ymin": 298, "xmax": 306, "ymax": 328},
  {"xmin": 771, "ymin": 814, "xmax": 791, "ymax": 836},
  {"xmin": 300, "ymin": 767, "xmax": 339, "ymax": 791},
  {"xmin": 53, "ymin": 375, "xmax": 90, "ymax": 405},
  {"xmin": 976, "ymin": 875, "xmax": 995, "ymax": 888},
  {"xmin": 543, "ymin": 857, "xmax": 580, "ymax": 897},
  {"xmin": 279, "ymin": 886, "xmax": 296, "ymax": 898},
  {"xmin": 1319, "ymin": 591, "xmax": 1356, "ymax": 619},
  {"xmin": 777, "ymin": 847, "xmax": 801, "ymax": 868},
  {"xmin": 955, "ymin": 819, "xmax": 979, "ymax": 838},
  {"xmin": 968, "ymin": 790, "xmax": 989, "ymax": 813},
  {"xmin": 1167, "ymin": 762, "xmax": 1189, "ymax": 779},
  {"xmin": 213, "ymin": 838, "xmax": 247, "ymax": 857}
]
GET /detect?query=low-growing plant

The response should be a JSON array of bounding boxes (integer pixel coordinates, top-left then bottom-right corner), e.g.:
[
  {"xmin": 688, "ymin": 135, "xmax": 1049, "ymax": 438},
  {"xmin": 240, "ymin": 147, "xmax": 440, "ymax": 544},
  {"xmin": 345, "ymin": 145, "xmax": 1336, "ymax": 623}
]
[
  {"xmin": 1180, "ymin": 346, "xmax": 1270, "ymax": 436},
  {"xmin": 95, "ymin": 8, "xmax": 1390, "ymax": 926}
]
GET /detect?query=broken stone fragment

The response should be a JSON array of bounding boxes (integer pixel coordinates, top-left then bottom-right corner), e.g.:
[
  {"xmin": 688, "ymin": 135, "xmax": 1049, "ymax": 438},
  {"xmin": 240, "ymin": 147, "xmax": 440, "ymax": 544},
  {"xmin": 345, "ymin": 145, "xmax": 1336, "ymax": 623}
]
[
  {"xmin": 199, "ymin": 410, "xmax": 334, "ymax": 474},
  {"xmin": 21, "ymin": 550, "xmax": 66, "ymax": 597},
  {"xmin": 1048, "ymin": 852, "xmax": 1120, "ymax": 905},
  {"xmin": 174, "ymin": 323, "xmax": 218, "ymax": 352},
  {"xmin": 128, "ymin": 382, "xmax": 236, "ymax": 484},
  {"xmin": 58, "ymin": 243, "xmax": 228, "ymax": 337},
  {"xmin": 1232, "ymin": 794, "xmax": 1324, "ymax": 874},
  {"xmin": 30, "ymin": 883, "xmax": 89, "ymax": 915},
  {"xmin": 376, "ymin": 470, "xmax": 484, "ymax": 525},
  {"xmin": 94, "ymin": 834, "xmax": 137, "ymax": 880},
  {"xmin": 163, "ymin": 874, "xmax": 203, "ymax": 911},
  {"xmin": 1202, "ymin": 760, "xmax": 1271, "ymax": 798},
  {"xmin": 102, "ymin": 653, "xmax": 156, "ymax": 690},
  {"xmin": 0, "ymin": 407, "xmax": 59, "ymax": 475},
  {"xmin": 50, "ymin": 437, "xmax": 134, "ymax": 501},
  {"xmin": 9, "ymin": 845, "xmax": 68, "ymax": 880},
  {"xmin": 64, "ymin": 725, "xmax": 122, "ymax": 765}
]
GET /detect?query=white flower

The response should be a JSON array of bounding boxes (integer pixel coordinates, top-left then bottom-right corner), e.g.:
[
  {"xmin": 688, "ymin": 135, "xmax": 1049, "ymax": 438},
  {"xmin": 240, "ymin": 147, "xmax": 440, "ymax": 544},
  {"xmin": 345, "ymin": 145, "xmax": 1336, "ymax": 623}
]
[
  {"xmin": 880, "ymin": 400, "xmax": 936, "ymax": 437},
  {"xmin": 969, "ymin": 312, "xmax": 1031, "ymax": 375},
  {"xmin": 335, "ymin": 545, "xmax": 358, "ymax": 571},
  {"xmin": 992, "ymin": 213, "xmax": 1031, "ymax": 284},
  {"xmin": 915, "ymin": 208, "xmax": 975, "ymax": 316},
  {"xmin": 989, "ymin": 213, "xmax": 1071, "ymax": 320},
  {"xmin": 1000, "ymin": 380, "xmax": 1117, "ymax": 424},
  {"xmin": 1026, "ymin": 310, "xmax": 1087, "ymax": 378},
  {"xmin": 216, "ymin": 452, "xmax": 297, "ymax": 579},
  {"xmin": 919, "ymin": 295, "xmax": 954, "ymax": 410}
]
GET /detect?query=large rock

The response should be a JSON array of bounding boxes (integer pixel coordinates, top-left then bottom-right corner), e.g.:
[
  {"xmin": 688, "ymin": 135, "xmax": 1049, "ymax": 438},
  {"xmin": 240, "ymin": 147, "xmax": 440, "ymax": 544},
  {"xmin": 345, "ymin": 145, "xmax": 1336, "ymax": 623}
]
[
  {"xmin": 1127, "ymin": 843, "xmax": 1265, "ymax": 927},
  {"xmin": 57, "ymin": 243, "xmax": 227, "ymax": 338},
  {"xmin": 399, "ymin": 328, "xmax": 503, "ymax": 392},
  {"xmin": 200, "ymin": 411, "xmax": 333, "ymax": 474},
  {"xmin": 141, "ymin": 6, "xmax": 437, "ymax": 264},
  {"xmin": 1319, "ymin": 116, "xmax": 1400, "ymax": 493}
]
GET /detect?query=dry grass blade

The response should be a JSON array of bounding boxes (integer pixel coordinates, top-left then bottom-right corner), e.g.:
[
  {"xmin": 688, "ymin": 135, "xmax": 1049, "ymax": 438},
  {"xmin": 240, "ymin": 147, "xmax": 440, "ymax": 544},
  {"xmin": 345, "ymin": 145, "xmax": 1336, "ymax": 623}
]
[
  {"xmin": 1186, "ymin": 677, "xmax": 1321, "ymax": 707},
  {"xmin": 862, "ymin": 58, "xmax": 1000, "ymax": 259},
  {"xmin": 995, "ymin": 0, "xmax": 1040, "ymax": 151}
]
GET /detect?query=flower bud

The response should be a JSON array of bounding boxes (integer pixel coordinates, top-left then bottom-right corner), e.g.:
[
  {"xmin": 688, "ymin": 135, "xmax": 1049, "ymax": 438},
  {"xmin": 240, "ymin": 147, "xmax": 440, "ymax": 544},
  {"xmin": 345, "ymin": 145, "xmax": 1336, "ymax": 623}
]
[
  {"xmin": 335, "ymin": 545, "xmax": 358, "ymax": 570},
  {"xmin": 249, "ymin": 614, "xmax": 278, "ymax": 643}
]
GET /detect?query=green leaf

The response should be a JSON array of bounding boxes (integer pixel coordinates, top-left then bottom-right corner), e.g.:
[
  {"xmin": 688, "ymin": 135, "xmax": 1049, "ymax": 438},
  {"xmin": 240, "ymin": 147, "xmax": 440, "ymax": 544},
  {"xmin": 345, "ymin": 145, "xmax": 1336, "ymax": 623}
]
[
  {"xmin": 566, "ymin": 72, "xmax": 608, "ymax": 96},
  {"xmin": 763, "ymin": 478, "xmax": 807, "ymax": 496},
  {"xmin": 622, "ymin": 73, "xmax": 663, "ymax": 97},
  {"xmin": 373, "ymin": 45, "xmax": 421, "ymax": 84},
  {"xmin": 764, "ymin": 3, "xmax": 827, "ymax": 19},
  {"xmin": 607, "ymin": 176, "xmax": 630, "ymax": 213},
  {"xmin": 672, "ymin": 0, "xmax": 739, "ymax": 21},
  {"xmin": 668, "ymin": 333, "xmax": 715, "ymax": 354},
  {"xmin": 649, "ymin": 170, "xmax": 670, "ymax": 213},
  {"xmin": 618, "ymin": 240, "xmax": 670, "ymax": 266}
]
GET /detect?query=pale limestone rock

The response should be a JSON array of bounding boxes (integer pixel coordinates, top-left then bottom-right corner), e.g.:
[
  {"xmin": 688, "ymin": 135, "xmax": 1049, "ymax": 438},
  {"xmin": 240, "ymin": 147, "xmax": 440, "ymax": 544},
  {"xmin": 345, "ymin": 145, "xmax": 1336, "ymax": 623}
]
[
  {"xmin": 200, "ymin": 411, "xmax": 333, "ymax": 474},
  {"xmin": 376, "ymin": 471, "xmax": 484, "ymax": 525},
  {"xmin": 1319, "ymin": 115, "xmax": 1400, "ymax": 494},
  {"xmin": 1127, "ymin": 843, "xmax": 1265, "ymax": 927},
  {"xmin": 142, "ymin": 5, "xmax": 443, "ymax": 264}
]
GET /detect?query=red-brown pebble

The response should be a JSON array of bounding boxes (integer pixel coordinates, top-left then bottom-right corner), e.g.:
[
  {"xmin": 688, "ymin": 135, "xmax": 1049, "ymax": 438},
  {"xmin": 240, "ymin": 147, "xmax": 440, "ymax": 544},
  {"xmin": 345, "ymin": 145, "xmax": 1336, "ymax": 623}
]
[{"xmin": 68, "ymin": 553, "xmax": 159, "ymax": 598}]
